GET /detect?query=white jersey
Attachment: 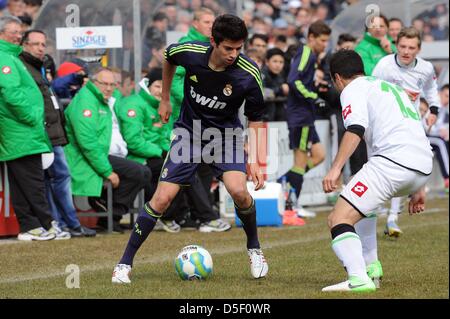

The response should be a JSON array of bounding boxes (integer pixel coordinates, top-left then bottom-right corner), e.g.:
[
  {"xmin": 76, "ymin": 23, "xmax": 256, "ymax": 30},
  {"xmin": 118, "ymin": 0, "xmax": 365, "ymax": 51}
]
[
  {"xmin": 372, "ymin": 54, "xmax": 441, "ymax": 112},
  {"xmin": 340, "ymin": 76, "xmax": 433, "ymax": 175}
]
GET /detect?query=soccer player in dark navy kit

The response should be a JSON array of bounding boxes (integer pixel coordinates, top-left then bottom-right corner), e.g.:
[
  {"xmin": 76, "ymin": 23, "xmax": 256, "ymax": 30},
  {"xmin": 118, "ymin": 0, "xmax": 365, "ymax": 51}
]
[
  {"xmin": 283, "ymin": 21, "xmax": 331, "ymax": 218},
  {"xmin": 112, "ymin": 15, "xmax": 269, "ymax": 283}
]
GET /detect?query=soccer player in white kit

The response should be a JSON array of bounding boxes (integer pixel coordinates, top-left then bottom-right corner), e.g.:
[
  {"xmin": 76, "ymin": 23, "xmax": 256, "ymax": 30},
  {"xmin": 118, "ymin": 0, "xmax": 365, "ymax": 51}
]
[
  {"xmin": 321, "ymin": 50, "xmax": 433, "ymax": 292},
  {"xmin": 372, "ymin": 27, "xmax": 440, "ymax": 237}
]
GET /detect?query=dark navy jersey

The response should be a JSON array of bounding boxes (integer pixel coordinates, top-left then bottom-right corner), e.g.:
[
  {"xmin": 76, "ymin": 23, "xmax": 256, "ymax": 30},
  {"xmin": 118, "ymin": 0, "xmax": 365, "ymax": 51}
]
[
  {"xmin": 286, "ymin": 44, "xmax": 319, "ymax": 128},
  {"xmin": 164, "ymin": 41, "xmax": 265, "ymax": 134}
]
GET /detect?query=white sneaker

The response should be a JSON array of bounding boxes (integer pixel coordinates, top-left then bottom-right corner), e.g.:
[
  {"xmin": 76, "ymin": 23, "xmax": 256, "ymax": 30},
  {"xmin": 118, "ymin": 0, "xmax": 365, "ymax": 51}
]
[
  {"xmin": 247, "ymin": 248, "xmax": 268, "ymax": 279},
  {"xmin": 198, "ymin": 219, "xmax": 231, "ymax": 233},
  {"xmin": 112, "ymin": 264, "xmax": 132, "ymax": 284},
  {"xmin": 48, "ymin": 221, "xmax": 71, "ymax": 240},
  {"xmin": 296, "ymin": 206, "xmax": 317, "ymax": 218},
  {"xmin": 17, "ymin": 227, "xmax": 56, "ymax": 241}
]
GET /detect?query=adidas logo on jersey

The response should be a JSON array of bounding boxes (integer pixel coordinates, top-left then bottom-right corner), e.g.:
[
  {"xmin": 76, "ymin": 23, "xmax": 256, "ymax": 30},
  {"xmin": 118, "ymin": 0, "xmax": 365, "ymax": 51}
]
[{"xmin": 190, "ymin": 86, "xmax": 227, "ymax": 110}]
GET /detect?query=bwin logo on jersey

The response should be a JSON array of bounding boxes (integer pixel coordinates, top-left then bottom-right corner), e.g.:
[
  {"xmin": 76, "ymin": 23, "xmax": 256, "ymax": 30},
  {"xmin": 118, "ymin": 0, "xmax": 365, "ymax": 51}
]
[{"xmin": 190, "ymin": 86, "xmax": 227, "ymax": 110}]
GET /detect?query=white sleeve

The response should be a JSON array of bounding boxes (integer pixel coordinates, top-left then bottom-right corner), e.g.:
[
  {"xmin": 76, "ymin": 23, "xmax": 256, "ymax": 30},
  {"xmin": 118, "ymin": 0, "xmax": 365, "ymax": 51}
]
[
  {"xmin": 371, "ymin": 59, "xmax": 385, "ymax": 80},
  {"xmin": 340, "ymin": 84, "xmax": 369, "ymax": 130},
  {"xmin": 423, "ymin": 63, "xmax": 441, "ymax": 109}
]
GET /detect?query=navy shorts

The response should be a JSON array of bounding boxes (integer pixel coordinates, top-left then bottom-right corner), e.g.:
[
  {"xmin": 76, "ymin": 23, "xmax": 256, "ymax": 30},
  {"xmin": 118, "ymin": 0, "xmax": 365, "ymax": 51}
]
[
  {"xmin": 159, "ymin": 134, "xmax": 247, "ymax": 185},
  {"xmin": 288, "ymin": 126, "xmax": 320, "ymax": 151}
]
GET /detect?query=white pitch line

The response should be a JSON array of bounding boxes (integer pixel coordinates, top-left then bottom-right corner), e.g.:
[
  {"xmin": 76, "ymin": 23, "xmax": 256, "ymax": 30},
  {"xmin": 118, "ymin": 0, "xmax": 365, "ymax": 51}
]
[{"xmin": 0, "ymin": 219, "xmax": 447, "ymax": 285}]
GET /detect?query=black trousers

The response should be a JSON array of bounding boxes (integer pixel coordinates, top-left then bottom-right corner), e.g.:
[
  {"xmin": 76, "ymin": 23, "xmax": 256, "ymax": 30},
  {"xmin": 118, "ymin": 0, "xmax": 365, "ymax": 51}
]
[
  {"xmin": 6, "ymin": 154, "xmax": 53, "ymax": 232},
  {"xmin": 100, "ymin": 155, "xmax": 152, "ymax": 221}
]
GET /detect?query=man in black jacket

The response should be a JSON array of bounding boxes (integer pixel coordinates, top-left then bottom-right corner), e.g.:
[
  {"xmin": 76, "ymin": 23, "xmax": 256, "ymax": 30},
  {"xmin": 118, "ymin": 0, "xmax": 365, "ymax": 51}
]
[{"xmin": 20, "ymin": 29, "xmax": 96, "ymax": 237}]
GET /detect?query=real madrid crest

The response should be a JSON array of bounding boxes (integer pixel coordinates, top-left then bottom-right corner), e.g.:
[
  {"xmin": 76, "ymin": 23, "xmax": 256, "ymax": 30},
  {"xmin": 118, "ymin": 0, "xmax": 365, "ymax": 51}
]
[{"xmin": 223, "ymin": 84, "xmax": 233, "ymax": 97}]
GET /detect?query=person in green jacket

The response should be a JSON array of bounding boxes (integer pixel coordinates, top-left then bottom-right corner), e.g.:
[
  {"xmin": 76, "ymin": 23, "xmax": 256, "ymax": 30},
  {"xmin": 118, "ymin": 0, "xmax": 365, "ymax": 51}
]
[
  {"xmin": 117, "ymin": 68, "xmax": 186, "ymax": 232},
  {"xmin": 64, "ymin": 67, "xmax": 151, "ymax": 232},
  {"xmin": 168, "ymin": 7, "xmax": 215, "ymax": 131},
  {"xmin": 355, "ymin": 14, "xmax": 397, "ymax": 76},
  {"xmin": 0, "ymin": 16, "xmax": 64, "ymax": 241}
]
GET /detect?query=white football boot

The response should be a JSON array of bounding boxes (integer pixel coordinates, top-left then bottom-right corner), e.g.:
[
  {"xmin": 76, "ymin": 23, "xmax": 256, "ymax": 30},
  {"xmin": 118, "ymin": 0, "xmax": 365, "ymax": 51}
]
[
  {"xmin": 112, "ymin": 264, "xmax": 132, "ymax": 284},
  {"xmin": 248, "ymin": 248, "xmax": 269, "ymax": 279}
]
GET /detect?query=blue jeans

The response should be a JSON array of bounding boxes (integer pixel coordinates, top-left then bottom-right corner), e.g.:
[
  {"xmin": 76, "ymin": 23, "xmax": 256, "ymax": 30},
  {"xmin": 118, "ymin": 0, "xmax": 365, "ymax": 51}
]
[{"xmin": 45, "ymin": 146, "xmax": 81, "ymax": 229}]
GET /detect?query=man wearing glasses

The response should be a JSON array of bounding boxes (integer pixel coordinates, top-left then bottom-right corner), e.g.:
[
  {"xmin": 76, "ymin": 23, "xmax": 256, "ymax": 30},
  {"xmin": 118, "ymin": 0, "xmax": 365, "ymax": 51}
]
[
  {"xmin": 19, "ymin": 29, "xmax": 96, "ymax": 238},
  {"xmin": 0, "ymin": 16, "xmax": 63, "ymax": 241},
  {"xmin": 64, "ymin": 67, "xmax": 152, "ymax": 233}
]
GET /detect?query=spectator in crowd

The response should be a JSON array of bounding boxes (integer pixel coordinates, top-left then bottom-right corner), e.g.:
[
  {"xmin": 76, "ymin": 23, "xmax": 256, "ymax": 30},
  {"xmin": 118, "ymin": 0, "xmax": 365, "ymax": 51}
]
[
  {"xmin": 23, "ymin": 0, "xmax": 42, "ymax": 20},
  {"xmin": 51, "ymin": 61, "xmax": 88, "ymax": 100},
  {"xmin": 0, "ymin": 16, "xmax": 68, "ymax": 241},
  {"xmin": 262, "ymin": 47, "xmax": 288, "ymax": 121},
  {"xmin": 295, "ymin": 7, "xmax": 312, "ymax": 43},
  {"xmin": 2, "ymin": 0, "xmax": 25, "ymax": 17},
  {"xmin": 17, "ymin": 14, "xmax": 31, "ymax": 33},
  {"xmin": 162, "ymin": 4, "xmax": 179, "ymax": 31},
  {"xmin": 117, "ymin": 69, "xmax": 183, "ymax": 233},
  {"xmin": 64, "ymin": 67, "xmax": 151, "ymax": 233},
  {"xmin": 245, "ymin": 47, "xmax": 264, "ymax": 69},
  {"xmin": 355, "ymin": 14, "xmax": 396, "ymax": 76},
  {"xmin": 412, "ymin": 17, "xmax": 425, "ymax": 35},
  {"xmin": 0, "ymin": 0, "xmax": 8, "ymax": 14},
  {"xmin": 144, "ymin": 12, "xmax": 169, "ymax": 63},
  {"xmin": 282, "ymin": 20, "xmax": 331, "ymax": 218},
  {"xmin": 167, "ymin": 7, "xmax": 231, "ymax": 232},
  {"xmin": 247, "ymin": 33, "xmax": 269, "ymax": 59},
  {"xmin": 146, "ymin": 39, "xmax": 166, "ymax": 70},
  {"xmin": 274, "ymin": 34, "xmax": 289, "ymax": 52},
  {"xmin": 388, "ymin": 17, "xmax": 403, "ymax": 44},
  {"xmin": 19, "ymin": 29, "xmax": 96, "ymax": 237}
]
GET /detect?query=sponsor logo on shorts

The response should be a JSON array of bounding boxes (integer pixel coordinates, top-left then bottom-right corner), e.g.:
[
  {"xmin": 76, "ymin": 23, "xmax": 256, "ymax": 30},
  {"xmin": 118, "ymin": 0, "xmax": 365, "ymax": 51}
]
[
  {"xmin": 351, "ymin": 181, "xmax": 368, "ymax": 197},
  {"xmin": 342, "ymin": 104, "xmax": 352, "ymax": 120}
]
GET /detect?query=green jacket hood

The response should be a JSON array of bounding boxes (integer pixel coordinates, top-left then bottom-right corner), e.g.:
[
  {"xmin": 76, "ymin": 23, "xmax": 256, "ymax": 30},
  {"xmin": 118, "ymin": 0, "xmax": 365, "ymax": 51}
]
[
  {"xmin": 138, "ymin": 78, "xmax": 160, "ymax": 109},
  {"xmin": 0, "ymin": 39, "xmax": 22, "ymax": 56},
  {"xmin": 180, "ymin": 26, "xmax": 209, "ymax": 43},
  {"xmin": 85, "ymin": 80, "xmax": 108, "ymax": 105}
]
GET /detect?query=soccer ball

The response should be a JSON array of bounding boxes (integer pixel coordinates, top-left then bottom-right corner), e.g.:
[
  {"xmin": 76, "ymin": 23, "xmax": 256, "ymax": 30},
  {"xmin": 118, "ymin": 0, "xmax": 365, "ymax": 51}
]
[{"xmin": 174, "ymin": 245, "xmax": 213, "ymax": 280}]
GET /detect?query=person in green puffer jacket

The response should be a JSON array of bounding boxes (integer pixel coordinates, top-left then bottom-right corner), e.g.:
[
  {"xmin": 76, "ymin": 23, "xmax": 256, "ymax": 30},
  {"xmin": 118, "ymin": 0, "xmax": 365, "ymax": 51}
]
[
  {"xmin": 117, "ymin": 68, "xmax": 186, "ymax": 231},
  {"xmin": 355, "ymin": 14, "xmax": 397, "ymax": 76},
  {"xmin": 168, "ymin": 7, "xmax": 215, "ymax": 132},
  {"xmin": 64, "ymin": 67, "xmax": 151, "ymax": 232},
  {"xmin": 0, "ymin": 16, "xmax": 57, "ymax": 239}
]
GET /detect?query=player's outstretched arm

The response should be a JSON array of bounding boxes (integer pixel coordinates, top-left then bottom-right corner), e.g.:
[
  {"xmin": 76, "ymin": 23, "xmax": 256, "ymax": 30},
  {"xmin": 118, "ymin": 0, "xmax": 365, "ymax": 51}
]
[
  {"xmin": 323, "ymin": 131, "xmax": 361, "ymax": 193},
  {"xmin": 247, "ymin": 121, "xmax": 265, "ymax": 191},
  {"xmin": 408, "ymin": 187, "xmax": 426, "ymax": 215},
  {"xmin": 159, "ymin": 59, "xmax": 177, "ymax": 123}
]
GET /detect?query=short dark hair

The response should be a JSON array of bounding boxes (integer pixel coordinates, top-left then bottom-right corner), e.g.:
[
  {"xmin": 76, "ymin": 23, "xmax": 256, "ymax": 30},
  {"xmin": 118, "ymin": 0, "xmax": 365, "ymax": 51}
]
[
  {"xmin": 20, "ymin": 29, "xmax": 46, "ymax": 45},
  {"xmin": 212, "ymin": 14, "xmax": 248, "ymax": 46},
  {"xmin": 440, "ymin": 84, "xmax": 449, "ymax": 91},
  {"xmin": 249, "ymin": 33, "xmax": 268, "ymax": 45},
  {"xmin": 24, "ymin": 0, "xmax": 43, "ymax": 6},
  {"xmin": 153, "ymin": 12, "xmax": 168, "ymax": 22},
  {"xmin": 329, "ymin": 49, "xmax": 365, "ymax": 81},
  {"xmin": 308, "ymin": 20, "xmax": 331, "ymax": 38},
  {"xmin": 265, "ymin": 48, "xmax": 285, "ymax": 61},
  {"xmin": 389, "ymin": 17, "xmax": 403, "ymax": 26},
  {"xmin": 337, "ymin": 33, "xmax": 356, "ymax": 46},
  {"xmin": 275, "ymin": 34, "xmax": 287, "ymax": 43}
]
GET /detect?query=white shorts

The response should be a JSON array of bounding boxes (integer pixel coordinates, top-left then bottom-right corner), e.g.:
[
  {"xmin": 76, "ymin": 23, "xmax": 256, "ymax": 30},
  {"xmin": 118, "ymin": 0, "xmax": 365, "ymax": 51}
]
[{"xmin": 340, "ymin": 156, "xmax": 430, "ymax": 216}]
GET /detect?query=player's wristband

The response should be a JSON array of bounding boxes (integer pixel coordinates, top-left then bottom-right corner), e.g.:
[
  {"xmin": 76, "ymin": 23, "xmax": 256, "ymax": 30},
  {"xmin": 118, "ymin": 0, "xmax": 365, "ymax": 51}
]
[
  {"xmin": 429, "ymin": 106, "xmax": 439, "ymax": 115},
  {"xmin": 346, "ymin": 125, "xmax": 365, "ymax": 138}
]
